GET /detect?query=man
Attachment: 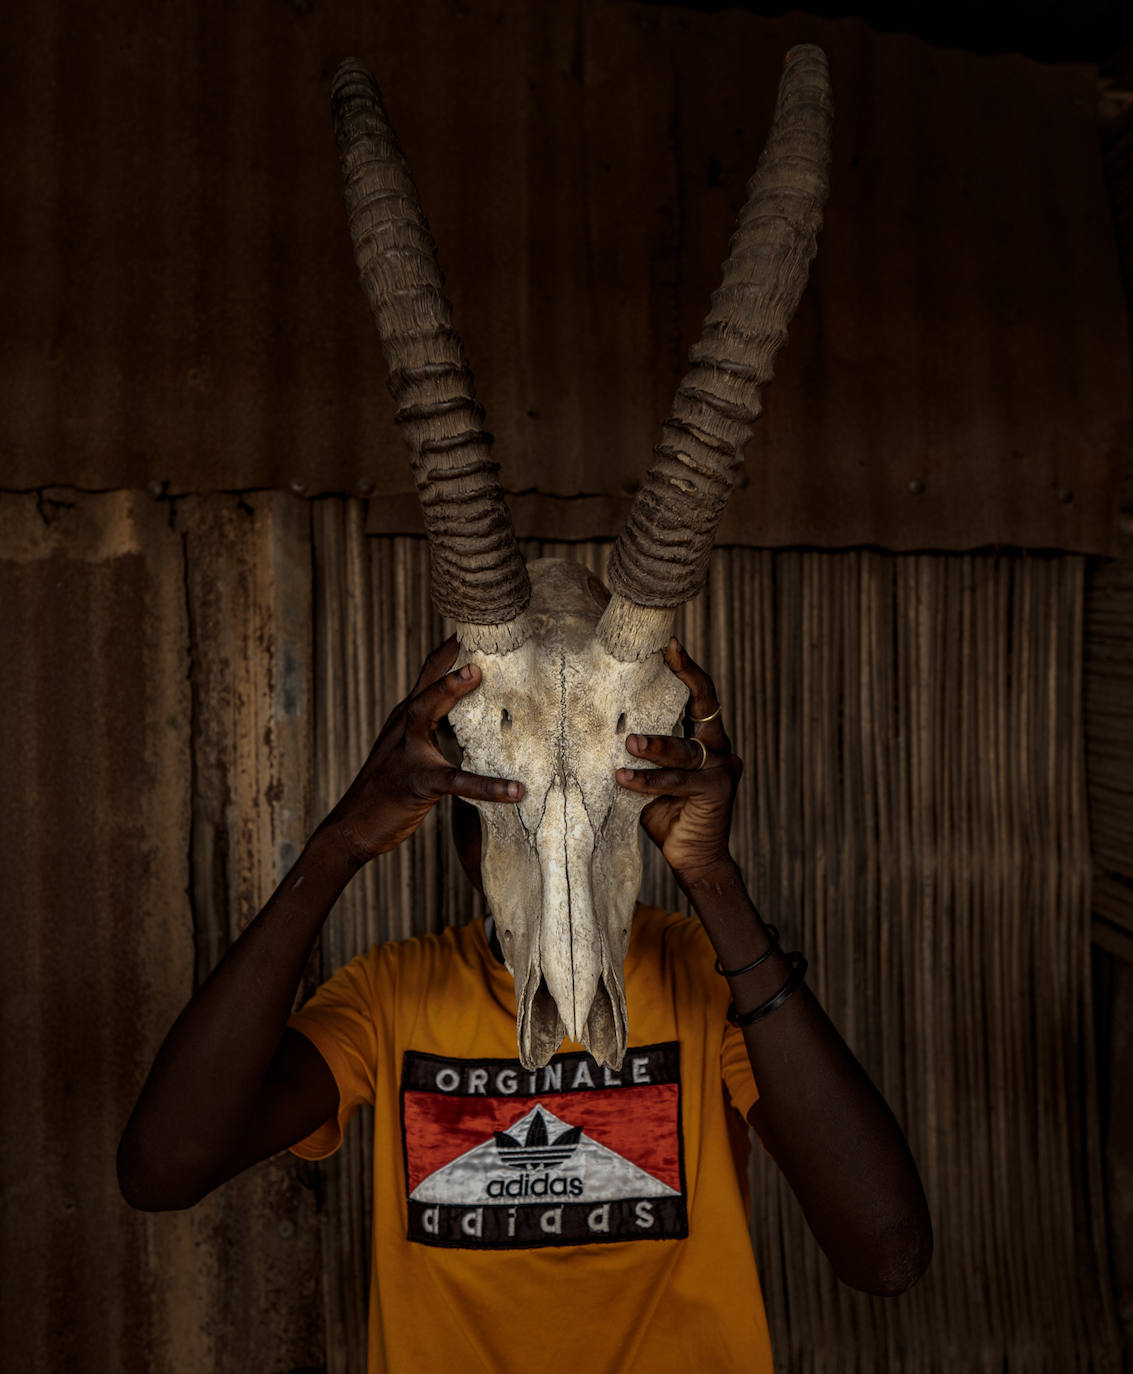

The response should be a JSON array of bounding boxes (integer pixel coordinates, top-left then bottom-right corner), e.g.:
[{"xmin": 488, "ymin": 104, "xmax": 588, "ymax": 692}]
[{"xmin": 118, "ymin": 636, "xmax": 931, "ymax": 1372}]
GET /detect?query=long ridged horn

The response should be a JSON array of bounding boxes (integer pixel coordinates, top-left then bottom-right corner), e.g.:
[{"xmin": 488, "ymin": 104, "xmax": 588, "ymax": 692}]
[
  {"xmin": 599, "ymin": 45, "xmax": 832, "ymax": 660},
  {"xmin": 332, "ymin": 59, "xmax": 530, "ymax": 650}
]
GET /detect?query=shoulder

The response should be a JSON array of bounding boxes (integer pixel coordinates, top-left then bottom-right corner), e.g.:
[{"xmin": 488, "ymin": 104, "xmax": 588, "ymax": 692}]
[
  {"xmin": 370, "ymin": 918, "xmax": 481, "ymax": 979},
  {"xmin": 626, "ymin": 905, "xmax": 733, "ymax": 1035},
  {"xmin": 630, "ymin": 904, "xmax": 721, "ymax": 989},
  {"xmin": 310, "ymin": 920, "xmax": 481, "ymax": 1006}
]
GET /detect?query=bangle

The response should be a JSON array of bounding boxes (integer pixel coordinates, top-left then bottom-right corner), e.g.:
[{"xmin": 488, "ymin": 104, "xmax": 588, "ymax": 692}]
[
  {"xmin": 714, "ymin": 926, "xmax": 779, "ymax": 977},
  {"xmin": 726, "ymin": 952, "xmax": 808, "ymax": 1027}
]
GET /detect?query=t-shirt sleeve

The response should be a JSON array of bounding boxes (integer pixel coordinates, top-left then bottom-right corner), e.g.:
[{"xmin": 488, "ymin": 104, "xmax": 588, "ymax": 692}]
[
  {"xmin": 666, "ymin": 908, "xmax": 760, "ymax": 1120},
  {"xmin": 286, "ymin": 948, "xmax": 380, "ymax": 1160},
  {"xmin": 721, "ymin": 1020, "xmax": 759, "ymax": 1120}
]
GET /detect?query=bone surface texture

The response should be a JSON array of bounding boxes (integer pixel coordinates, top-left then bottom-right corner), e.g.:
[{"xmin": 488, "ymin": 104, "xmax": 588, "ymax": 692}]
[{"xmin": 451, "ymin": 561, "xmax": 687, "ymax": 1069}]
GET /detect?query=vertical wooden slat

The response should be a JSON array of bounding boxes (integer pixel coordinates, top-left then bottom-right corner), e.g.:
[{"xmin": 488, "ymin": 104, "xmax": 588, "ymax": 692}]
[{"xmin": 176, "ymin": 491, "xmax": 323, "ymax": 1369}]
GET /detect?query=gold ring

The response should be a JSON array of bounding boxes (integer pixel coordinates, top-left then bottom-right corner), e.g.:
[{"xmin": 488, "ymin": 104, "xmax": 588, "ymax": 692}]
[
  {"xmin": 690, "ymin": 705, "xmax": 721, "ymax": 724},
  {"xmin": 691, "ymin": 737, "xmax": 709, "ymax": 770}
]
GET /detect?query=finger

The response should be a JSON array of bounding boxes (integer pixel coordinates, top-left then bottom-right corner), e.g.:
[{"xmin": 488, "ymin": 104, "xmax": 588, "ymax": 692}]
[
  {"xmin": 626, "ymin": 733, "xmax": 716, "ymax": 771},
  {"xmin": 663, "ymin": 637, "xmax": 720, "ymax": 717},
  {"xmin": 615, "ymin": 765, "xmax": 705, "ymax": 795},
  {"xmin": 408, "ymin": 660, "xmax": 484, "ymax": 729},
  {"xmin": 409, "ymin": 635, "xmax": 460, "ymax": 698},
  {"xmin": 434, "ymin": 766, "xmax": 524, "ymax": 804},
  {"xmin": 664, "ymin": 638, "xmax": 731, "ymax": 750}
]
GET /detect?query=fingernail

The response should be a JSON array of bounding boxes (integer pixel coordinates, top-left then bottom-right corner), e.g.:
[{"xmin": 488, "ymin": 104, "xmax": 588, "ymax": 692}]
[
  {"xmin": 507, "ymin": 781, "xmax": 521, "ymax": 799},
  {"xmin": 616, "ymin": 768, "xmax": 633, "ymax": 782},
  {"xmin": 627, "ymin": 734, "xmax": 644, "ymax": 751},
  {"xmin": 459, "ymin": 664, "xmax": 476, "ymax": 679}
]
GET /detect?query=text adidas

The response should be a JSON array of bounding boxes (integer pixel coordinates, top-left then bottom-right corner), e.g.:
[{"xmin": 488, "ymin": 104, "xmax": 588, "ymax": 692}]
[{"xmin": 486, "ymin": 1172, "xmax": 584, "ymax": 1199}]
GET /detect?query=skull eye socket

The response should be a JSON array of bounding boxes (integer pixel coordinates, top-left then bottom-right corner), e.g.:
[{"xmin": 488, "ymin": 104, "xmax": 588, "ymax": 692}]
[
  {"xmin": 616, "ymin": 712, "xmax": 627, "ymax": 734},
  {"xmin": 501, "ymin": 707, "xmax": 512, "ymax": 731}
]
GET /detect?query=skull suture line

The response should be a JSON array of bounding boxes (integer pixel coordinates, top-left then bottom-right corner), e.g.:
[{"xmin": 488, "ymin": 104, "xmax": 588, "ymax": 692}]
[{"xmin": 331, "ymin": 47, "xmax": 832, "ymax": 1068}]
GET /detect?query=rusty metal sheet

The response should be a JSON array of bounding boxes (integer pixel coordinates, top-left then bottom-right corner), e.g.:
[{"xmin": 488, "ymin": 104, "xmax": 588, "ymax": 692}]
[
  {"xmin": 178, "ymin": 492, "xmax": 315, "ymax": 978},
  {"xmin": 359, "ymin": 3, "xmax": 1129, "ymax": 552},
  {"xmin": 0, "ymin": 491, "xmax": 323, "ymax": 1371},
  {"xmin": 1, "ymin": 1, "xmax": 1126, "ymax": 551}
]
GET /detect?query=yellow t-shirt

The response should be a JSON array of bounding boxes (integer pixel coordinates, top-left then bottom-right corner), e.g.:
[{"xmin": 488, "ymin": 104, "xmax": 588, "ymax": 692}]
[{"xmin": 288, "ymin": 904, "xmax": 773, "ymax": 1374}]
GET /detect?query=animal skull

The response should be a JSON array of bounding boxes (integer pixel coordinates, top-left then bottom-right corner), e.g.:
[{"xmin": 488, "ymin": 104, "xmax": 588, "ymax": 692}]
[
  {"xmin": 449, "ymin": 559, "xmax": 688, "ymax": 1069},
  {"xmin": 331, "ymin": 47, "xmax": 831, "ymax": 1068}
]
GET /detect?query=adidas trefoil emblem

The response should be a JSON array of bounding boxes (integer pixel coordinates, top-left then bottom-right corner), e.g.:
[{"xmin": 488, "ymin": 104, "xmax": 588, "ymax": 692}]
[{"xmin": 494, "ymin": 1107, "xmax": 581, "ymax": 1170}]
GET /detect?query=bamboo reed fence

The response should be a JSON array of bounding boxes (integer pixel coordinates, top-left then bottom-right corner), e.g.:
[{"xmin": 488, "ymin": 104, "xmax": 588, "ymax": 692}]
[{"xmin": 310, "ymin": 503, "xmax": 1119, "ymax": 1373}]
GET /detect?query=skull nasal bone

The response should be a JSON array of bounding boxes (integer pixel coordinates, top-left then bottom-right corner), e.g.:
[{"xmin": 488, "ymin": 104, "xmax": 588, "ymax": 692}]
[{"xmin": 535, "ymin": 780, "xmax": 602, "ymax": 1044}]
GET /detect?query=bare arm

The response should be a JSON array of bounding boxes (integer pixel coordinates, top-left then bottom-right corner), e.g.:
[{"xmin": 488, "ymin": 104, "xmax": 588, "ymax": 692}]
[
  {"xmin": 616, "ymin": 641, "xmax": 932, "ymax": 1296},
  {"xmin": 117, "ymin": 637, "xmax": 524, "ymax": 1211},
  {"xmin": 684, "ymin": 863, "xmax": 931, "ymax": 1296}
]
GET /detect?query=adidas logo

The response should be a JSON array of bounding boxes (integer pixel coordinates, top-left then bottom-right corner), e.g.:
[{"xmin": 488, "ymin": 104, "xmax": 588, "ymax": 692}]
[{"xmin": 493, "ymin": 1106, "xmax": 581, "ymax": 1171}]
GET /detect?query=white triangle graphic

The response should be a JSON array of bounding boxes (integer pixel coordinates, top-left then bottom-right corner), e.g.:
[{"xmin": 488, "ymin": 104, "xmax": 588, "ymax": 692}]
[{"xmin": 410, "ymin": 1104, "xmax": 679, "ymax": 1206}]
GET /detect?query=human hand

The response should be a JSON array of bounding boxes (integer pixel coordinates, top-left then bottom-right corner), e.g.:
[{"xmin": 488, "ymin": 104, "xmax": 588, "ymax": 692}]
[
  {"xmin": 614, "ymin": 639, "xmax": 742, "ymax": 884},
  {"xmin": 319, "ymin": 636, "xmax": 525, "ymax": 866}
]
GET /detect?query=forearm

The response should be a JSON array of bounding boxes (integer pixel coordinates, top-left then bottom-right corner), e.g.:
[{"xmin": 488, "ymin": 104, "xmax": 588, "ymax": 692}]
[
  {"xmin": 117, "ymin": 825, "xmax": 357, "ymax": 1205},
  {"xmin": 682, "ymin": 858, "xmax": 932, "ymax": 1296}
]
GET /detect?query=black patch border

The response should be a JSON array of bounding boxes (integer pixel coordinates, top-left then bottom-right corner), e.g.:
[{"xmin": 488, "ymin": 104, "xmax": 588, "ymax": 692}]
[
  {"xmin": 400, "ymin": 1042, "xmax": 687, "ymax": 1250},
  {"xmin": 407, "ymin": 1197, "xmax": 688, "ymax": 1250},
  {"xmin": 400, "ymin": 1042, "xmax": 681, "ymax": 1094}
]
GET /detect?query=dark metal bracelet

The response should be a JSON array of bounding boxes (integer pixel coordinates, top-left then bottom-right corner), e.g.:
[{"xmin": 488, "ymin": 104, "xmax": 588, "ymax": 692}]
[
  {"xmin": 726, "ymin": 952, "xmax": 808, "ymax": 1027},
  {"xmin": 714, "ymin": 926, "xmax": 779, "ymax": 978}
]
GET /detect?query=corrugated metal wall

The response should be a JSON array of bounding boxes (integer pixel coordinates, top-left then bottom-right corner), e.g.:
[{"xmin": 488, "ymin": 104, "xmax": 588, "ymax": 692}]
[
  {"xmin": 0, "ymin": 492, "xmax": 325, "ymax": 1373},
  {"xmin": 2, "ymin": 0, "xmax": 1126, "ymax": 551},
  {"xmin": 312, "ymin": 513, "xmax": 1118, "ymax": 1373}
]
